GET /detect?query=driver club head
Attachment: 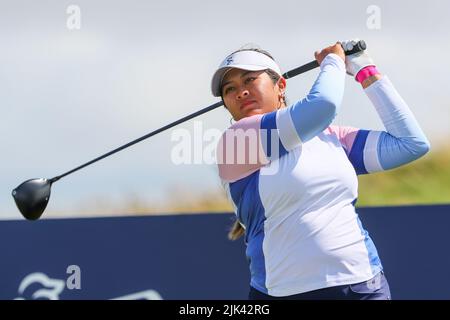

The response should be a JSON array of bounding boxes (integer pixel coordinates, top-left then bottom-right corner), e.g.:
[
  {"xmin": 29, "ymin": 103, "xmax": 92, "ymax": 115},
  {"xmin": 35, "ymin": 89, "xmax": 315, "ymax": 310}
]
[{"xmin": 12, "ymin": 178, "xmax": 52, "ymax": 220}]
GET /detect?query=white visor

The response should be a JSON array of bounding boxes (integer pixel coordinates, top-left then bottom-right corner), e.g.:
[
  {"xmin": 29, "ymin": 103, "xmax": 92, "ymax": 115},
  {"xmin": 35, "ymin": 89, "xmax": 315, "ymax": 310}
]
[{"xmin": 211, "ymin": 50, "xmax": 282, "ymax": 97}]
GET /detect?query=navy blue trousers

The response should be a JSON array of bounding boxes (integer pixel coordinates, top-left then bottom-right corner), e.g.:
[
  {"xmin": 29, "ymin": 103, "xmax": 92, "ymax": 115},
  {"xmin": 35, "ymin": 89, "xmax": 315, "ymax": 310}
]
[{"xmin": 249, "ymin": 271, "xmax": 391, "ymax": 300}]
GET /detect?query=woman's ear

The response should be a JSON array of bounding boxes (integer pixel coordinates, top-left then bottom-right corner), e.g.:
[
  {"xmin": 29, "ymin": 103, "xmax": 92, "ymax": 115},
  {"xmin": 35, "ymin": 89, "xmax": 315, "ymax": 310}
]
[
  {"xmin": 278, "ymin": 77, "xmax": 287, "ymax": 94},
  {"xmin": 277, "ymin": 77, "xmax": 287, "ymax": 97}
]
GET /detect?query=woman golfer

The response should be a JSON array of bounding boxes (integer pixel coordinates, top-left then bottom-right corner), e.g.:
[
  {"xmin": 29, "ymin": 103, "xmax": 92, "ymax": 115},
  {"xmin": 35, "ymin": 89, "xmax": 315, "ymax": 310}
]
[{"xmin": 212, "ymin": 40, "xmax": 430, "ymax": 300}]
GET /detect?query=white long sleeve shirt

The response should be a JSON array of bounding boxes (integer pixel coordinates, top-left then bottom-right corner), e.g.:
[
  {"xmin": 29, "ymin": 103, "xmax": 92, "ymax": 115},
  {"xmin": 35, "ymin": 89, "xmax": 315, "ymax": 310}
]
[{"xmin": 216, "ymin": 54, "xmax": 430, "ymax": 296}]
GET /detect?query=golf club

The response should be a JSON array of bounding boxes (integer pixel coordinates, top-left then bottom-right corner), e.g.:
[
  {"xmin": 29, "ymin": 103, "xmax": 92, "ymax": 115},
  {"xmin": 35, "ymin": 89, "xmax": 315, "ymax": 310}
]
[{"xmin": 12, "ymin": 40, "xmax": 367, "ymax": 220}]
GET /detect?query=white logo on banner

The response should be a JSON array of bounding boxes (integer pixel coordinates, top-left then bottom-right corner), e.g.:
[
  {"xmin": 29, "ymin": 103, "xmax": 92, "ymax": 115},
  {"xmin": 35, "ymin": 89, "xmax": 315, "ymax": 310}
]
[
  {"xmin": 15, "ymin": 273, "xmax": 65, "ymax": 300},
  {"xmin": 14, "ymin": 272, "xmax": 162, "ymax": 300}
]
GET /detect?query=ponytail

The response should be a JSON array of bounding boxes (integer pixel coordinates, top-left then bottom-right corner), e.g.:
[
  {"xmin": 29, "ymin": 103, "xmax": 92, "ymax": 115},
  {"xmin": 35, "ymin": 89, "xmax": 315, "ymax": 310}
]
[{"xmin": 228, "ymin": 219, "xmax": 245, "ymax": 241}]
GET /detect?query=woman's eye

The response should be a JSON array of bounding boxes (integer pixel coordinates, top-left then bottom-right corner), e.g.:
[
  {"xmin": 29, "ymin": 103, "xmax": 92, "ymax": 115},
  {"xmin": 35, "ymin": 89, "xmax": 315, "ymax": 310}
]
[
  {"xmin": 245, "ymin": 77, "xmax": 256, "ymax": 84},
  {"xmin": 224, "ymin": 86, "xmax": 235, "ymax": 94}
]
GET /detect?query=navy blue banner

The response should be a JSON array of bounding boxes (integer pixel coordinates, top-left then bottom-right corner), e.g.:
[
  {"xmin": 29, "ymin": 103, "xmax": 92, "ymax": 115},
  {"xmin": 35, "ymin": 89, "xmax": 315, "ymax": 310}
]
[{"xmin": 0, "ymin": 205, "xmax": 449, "ymax": 300}]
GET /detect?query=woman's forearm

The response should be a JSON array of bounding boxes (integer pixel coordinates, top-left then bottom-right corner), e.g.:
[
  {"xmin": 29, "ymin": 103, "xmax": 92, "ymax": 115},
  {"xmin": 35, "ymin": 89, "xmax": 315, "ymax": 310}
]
[
  {"xmin": 361, "ymin": 74, "xmax": 382, "ymax": 89},
  {"xmin": 286, "ymin": 53, "xmax": 346, "ymax": 143}
]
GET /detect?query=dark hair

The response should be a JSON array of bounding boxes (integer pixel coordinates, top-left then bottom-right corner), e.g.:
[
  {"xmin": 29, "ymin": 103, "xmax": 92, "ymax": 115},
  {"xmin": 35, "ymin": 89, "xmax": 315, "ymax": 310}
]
[
  {"xmin": 228, "ymin": 219, "xmax": 245, "ymax": 241},
  {"xmin": 220, "ymin": 46, "xmax": 287, "ymax": 105}
]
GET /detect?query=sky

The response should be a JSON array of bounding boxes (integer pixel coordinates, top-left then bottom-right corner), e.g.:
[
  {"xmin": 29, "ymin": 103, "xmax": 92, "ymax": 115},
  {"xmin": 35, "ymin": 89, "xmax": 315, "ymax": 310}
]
[{"xmin": 1, "ymin": 0, "xmax": 449, "ymax": 219}]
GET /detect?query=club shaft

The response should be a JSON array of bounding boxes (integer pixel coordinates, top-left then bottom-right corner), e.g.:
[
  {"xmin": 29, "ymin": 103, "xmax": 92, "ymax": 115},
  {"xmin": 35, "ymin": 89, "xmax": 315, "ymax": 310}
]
[
  {"xmin": 51, "ymin": 101, "xmax": 224, "ymax": 182},
  {"xmin": 282, "ymin": 61, "xmax": 319, "ymax": 79},
  {"xmin": 284, "ymin": 40, "xmax": 366, "ymax": 79},
  {"xmin": 51, "ymin": 40, "xmax": 366, "ymax": 183}
]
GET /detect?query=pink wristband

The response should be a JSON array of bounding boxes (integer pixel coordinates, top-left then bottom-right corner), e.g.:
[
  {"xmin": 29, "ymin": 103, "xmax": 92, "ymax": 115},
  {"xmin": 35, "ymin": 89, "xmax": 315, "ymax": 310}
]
[{"xmin": 355, "ymin": 66, "xmax": 379, "ymax": 83}]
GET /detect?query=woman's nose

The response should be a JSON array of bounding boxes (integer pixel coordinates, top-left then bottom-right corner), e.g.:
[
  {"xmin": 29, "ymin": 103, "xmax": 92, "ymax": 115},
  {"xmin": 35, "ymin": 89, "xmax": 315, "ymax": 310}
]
[{"xmin": 237, "ymin": 89, "xmax": 249, "ymax": 100}]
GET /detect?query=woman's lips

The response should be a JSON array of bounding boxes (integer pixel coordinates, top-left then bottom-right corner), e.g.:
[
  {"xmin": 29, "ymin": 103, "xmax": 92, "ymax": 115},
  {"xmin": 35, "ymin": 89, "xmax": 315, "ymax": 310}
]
[{"xmin": 240, "ymin": 100, "xmax": 257, "ymax": 110}]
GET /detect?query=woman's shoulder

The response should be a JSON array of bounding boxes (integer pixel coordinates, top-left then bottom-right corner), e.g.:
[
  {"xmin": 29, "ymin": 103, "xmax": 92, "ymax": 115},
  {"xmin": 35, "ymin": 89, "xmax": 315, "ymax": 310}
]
[{"xmin": 226, "ymin": 114, "xmax": 265, "ymax": 130}]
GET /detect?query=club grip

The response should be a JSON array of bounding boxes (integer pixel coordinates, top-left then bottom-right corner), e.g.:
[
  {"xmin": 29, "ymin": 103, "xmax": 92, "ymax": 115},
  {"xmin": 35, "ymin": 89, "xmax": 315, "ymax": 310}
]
[{"xmin": 342, "ymin": 40, "xmax": 366, "ymax": 56}]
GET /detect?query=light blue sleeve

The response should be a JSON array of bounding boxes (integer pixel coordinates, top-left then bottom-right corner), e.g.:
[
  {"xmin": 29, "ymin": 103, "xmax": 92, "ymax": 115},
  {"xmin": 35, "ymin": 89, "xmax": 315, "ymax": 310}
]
[
  {"xmin": 348, "ymin": 76, "xmax": 430, "ymax": 174},
  {"xmin": 260, "ymin": 53, "xmax": 346, "ymax": 159},
  {"xmin": 288, "ymin": 53, "xmax": 346, "ymax": 143}
]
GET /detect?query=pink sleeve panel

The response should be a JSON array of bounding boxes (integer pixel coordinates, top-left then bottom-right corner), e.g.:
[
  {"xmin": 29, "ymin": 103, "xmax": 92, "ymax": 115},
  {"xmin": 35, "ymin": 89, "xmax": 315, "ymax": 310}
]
[
  {"xmin": 217, "ymin": 115, "xmax": 269, "ymax": 183},
  {"xmin": 328, "ymin": 125, "xmax": 360, "ymax": 155}
]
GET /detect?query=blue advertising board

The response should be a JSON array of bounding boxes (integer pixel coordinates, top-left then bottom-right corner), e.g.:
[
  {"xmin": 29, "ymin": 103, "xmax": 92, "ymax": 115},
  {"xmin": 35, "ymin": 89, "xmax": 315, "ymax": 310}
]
[{"xmin": 0, "ymin": 205, "xmax": 449, "ymax": 300}]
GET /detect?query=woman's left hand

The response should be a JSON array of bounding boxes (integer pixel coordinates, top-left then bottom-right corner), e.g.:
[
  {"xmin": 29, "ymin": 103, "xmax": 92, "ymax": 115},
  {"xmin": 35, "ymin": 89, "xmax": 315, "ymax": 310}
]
[{"xmin": 341, "ymin": 39, "xmax": 376, "ymax": 78}]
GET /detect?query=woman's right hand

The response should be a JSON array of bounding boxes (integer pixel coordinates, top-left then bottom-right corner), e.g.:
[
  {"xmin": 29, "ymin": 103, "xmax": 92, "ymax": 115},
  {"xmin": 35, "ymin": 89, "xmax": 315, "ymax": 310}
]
[{"xmin": 314, "ymin": 42, "xmax": 345, "ymax": 65}]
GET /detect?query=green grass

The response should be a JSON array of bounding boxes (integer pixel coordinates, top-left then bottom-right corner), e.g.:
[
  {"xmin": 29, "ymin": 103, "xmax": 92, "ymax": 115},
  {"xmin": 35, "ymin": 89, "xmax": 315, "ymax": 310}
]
[
  {"xmin": 84, "ymin": 147, "xmax": 450, "ymax": 217},
  {"xmin": 357, "ymin": 148, "xmax": 450, "ymax": 206}
]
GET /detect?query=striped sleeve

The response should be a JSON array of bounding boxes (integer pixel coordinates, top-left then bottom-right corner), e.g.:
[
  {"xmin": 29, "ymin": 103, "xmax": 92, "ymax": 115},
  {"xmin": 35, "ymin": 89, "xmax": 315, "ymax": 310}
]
[
  {"xmin": 329, "ymin": 75, "xmax": 430, "ymax": 175},
  {"xmin": 364, "ymin": 76, "xmax": 430, "ymax": 171},
  {"xmin": 329, "ymin": 126, "xmax": 383, "ymax": 174}
]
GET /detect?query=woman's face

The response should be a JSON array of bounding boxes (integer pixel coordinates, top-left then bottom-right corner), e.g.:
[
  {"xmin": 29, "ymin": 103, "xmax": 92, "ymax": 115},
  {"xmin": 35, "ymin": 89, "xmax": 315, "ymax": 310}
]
[{"xmin": 221, "ymin": 68, "xmax": 286, "ymax": 121}]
